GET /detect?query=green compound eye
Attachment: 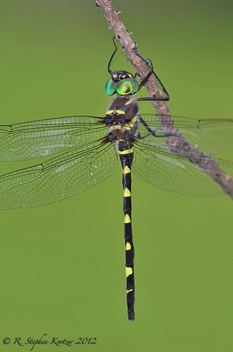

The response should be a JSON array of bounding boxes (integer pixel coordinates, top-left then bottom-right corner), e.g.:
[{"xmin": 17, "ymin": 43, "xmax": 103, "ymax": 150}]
[
  {"xmin": 116, "ymin": 79, "xmax": 139, "ymax": 95},
  {"xmin": 105, "ymin": 79, "xmax": 116, "ymax": 96}
]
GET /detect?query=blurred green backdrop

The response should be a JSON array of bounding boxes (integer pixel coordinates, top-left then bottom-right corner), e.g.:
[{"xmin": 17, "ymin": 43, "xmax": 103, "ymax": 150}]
[{"xmin": 0, "ymin": 0, "xmax": 233, "ymax": 351}]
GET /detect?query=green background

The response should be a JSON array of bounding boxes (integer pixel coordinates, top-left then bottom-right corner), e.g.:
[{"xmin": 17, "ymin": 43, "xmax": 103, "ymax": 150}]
[{"xmin": 1, "ymin": 0, "xmax": 233, "ymax": 350}]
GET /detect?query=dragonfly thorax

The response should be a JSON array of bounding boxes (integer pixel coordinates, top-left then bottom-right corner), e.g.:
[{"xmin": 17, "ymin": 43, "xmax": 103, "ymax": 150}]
[
  {"xmin": 106, "ymin": 97, "xmax": 138, "ymax": 119},
  {"xmin": 104, "ymin": 97, "xmax": 139, "ymax": 144}
]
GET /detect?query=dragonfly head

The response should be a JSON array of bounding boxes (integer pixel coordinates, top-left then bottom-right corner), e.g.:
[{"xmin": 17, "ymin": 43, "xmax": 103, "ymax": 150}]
[{"xmin": 105, "ymin": 71, "xmax": 139, "ymax": 97}]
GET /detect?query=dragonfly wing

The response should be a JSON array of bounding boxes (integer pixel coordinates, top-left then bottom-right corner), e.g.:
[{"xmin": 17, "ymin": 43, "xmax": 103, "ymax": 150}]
[
  {"xmin": 133, "ymin": 140, "xmax": 233, "ymax": 196},
  {"xmin": 139, "ymin": 114, "xmax": 233, "ymax": 155},
  {"xmin": 0, "ymin": 141, "xmax": 117, "ymax": 210},
  {"xmin": 0, "ymin": 116, "xmax": 106, "ymax": 161}
]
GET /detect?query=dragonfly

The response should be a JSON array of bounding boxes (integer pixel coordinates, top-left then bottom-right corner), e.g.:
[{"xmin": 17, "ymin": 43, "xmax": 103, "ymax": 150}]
[{"xmin": 1, "ymin": 37, "xmax": 233, "ymax": 321}]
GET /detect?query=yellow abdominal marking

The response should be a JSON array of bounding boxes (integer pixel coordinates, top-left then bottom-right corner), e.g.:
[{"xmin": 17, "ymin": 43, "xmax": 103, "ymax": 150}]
[
  {"xmin": 122, "ymin": 165, "xmax": 131, "ymax": 174},
  {"xmin": 126, "ymin": 242, "xmax": 131, "ymax": 250},
  {"xmin": 127, "ymin": 289, "xmax": 133, "ymax": 294},
  {"xmin": 126, "ymin": 267, "xmax": 133, "ymax": 277},
  {"xmin": 124, "ymin": 214, "xmax": 131, "ymax": 223},
  {"xmin": 106, "ymin": 110, "xmax": 113, "ymax": 114},
  {"xmin": 109, "ymin": 125, "xmax": 121, "ymax": 132},
  {"xmin": 124, "ymin": 188, "xmax": 131, "ymax": 197},
  {"xmin": 118, "ymin": 148, "xmax": 134, "ymax": 155}
]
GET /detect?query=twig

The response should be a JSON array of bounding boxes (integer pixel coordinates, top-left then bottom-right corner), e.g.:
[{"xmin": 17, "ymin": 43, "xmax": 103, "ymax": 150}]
[{"xmin": 96, "ymin": 0, "xmax": 233, "ymax": 199}]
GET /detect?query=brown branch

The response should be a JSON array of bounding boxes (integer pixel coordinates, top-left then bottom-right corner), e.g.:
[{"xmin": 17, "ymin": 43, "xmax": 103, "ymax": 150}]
[
  {"xmin": 96, "ymin": 0, "xmax": 169, "ymax": 115},
  {"xmin": 96, "ymin": 0, "xmax": 233, "ymax": 199}
]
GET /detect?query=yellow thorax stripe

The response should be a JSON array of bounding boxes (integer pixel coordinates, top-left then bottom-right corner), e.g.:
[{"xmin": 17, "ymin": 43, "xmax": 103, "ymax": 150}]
[
  {"xmin": 125, "ymin": 99, "xmax": 132, "ymax": 105},
  {"xmin": 123, "ymin": 115, "xmax": 138, "ymax": 130},
  {"xmin": 106, "ymin": 109, "xmax": 125, "ymax": 115},
  {"xmin": 129, "ymin": 115, "xmax": 138, "ymax": 127},
  {"xmin": 106, "ymin": 110, "xmax": 113, "ymax": 114},
  {"xmin": 116, "ymin": 109, "xmax": 125, "ymax": 115}
]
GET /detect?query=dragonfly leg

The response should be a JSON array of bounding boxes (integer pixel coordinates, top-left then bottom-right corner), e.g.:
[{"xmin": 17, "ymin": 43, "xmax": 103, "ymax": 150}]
[
  {"xmin": 133, "ymin": 42, "xmax": 170, "ymax": 101},
  {"xmin": 137, "ymin": 116, "xmax": 168, "ymax": 139}
]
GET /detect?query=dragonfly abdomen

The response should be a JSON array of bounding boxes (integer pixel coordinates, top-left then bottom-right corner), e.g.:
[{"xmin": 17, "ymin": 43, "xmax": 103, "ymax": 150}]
[{"xmin": 118, "ymin": 146, "xmax": 135, "ymax": 321}]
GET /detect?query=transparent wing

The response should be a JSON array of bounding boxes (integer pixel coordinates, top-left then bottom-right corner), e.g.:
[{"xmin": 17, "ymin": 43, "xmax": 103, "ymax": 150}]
[
  {"xmin": 139, "ymin": 115, "xmax": 233, "ymax": 155},
  {"xmin": 0, "ymin": 115, "xmax": 107, "ymax": 161},
  {"xmin": 133, "ymin": 139, "xmax": 233, "ymax": 197},
  {"xmin": 0, "ymin": 141, "xmax": 117, "ymax": 210}
]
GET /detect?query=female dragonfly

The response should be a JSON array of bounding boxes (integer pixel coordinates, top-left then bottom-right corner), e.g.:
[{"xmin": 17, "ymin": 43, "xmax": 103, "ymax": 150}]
[{"xmin": 1, "ymin": 37, "xmax": 233, "ymax": 321}]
